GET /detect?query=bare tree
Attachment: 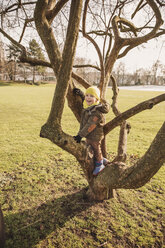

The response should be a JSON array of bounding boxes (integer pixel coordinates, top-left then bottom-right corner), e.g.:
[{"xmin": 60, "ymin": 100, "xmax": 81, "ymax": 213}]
[
  {"xmin": 0, "ymin": 0, "xmax": 165, "ymax": 201},
  {"xmin": 114, "ymin": 62, "xmax": 126, "ymax": 85},
  {"xmin": 152, "ymin": 60, "xmax": 162, "ymax": 85}
]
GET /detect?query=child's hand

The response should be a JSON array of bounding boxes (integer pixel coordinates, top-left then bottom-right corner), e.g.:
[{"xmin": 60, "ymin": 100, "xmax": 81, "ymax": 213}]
[
  {"xmin": 73, "ymin": 88, "xmax": 85, "ymax": 101},
  {"xmin": 73, "ymin": 88, "xmax": 81, "ymax": 95},
  {"xmin": 73, "ymin": 135, "xmax": 82, "ymax": 143}
]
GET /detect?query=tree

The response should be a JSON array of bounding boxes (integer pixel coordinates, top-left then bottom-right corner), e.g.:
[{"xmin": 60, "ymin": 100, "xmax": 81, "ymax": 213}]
[
  {"xmin": 114, "ymin": 62, "xmax": 126, "ymax": 85},
  {"xmin": 152, "ymin": 60, "xmax": 162, "ymax": 85},
  {"xmin": 28, "ymin": 39, "xmax": 46, "ymax": 83},
  {"xmin": 0, "ymin": 205, "xmax": 5, "ymax": 248},
  {"xmin": 0, "ymin": 38, "xmax": 5, "ymax": 80},
  {"xmin": 0, "ymin": 0, "xmax": 165, "ymax": 201},
  {"xmin": 6, "ymin": 43, "xmax": 22, "ymax": 80}
]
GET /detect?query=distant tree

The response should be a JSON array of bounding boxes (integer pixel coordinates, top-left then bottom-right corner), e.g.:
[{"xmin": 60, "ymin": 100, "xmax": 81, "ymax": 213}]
[
  {"xmin": 140, "ymin": 68, "xmax": 152, "ymax": 85},
  {"xmin": 0, "ymin": 38, "xmax": 5, "ymax": 80},
  {"xmin": 114, "ymin": 62, "xmax": 126, "ymax": 85},
  {"xmin": 161, "ymin": 64, "xmax": 165, "ymax": 78},
  {"xmin": 6, "ymin": 43, "xmax": 21, "ymax": 80},
  {"xmin": 28, "ymin": 39, "xmax": 45, "ymax": 83},
  {"xmin": 152, "ymin": 60, "xmax": 162, "ymax": 85},
  {"xmin": 6, "ymin": 43, "xmax": 21, "ymax": 61}
]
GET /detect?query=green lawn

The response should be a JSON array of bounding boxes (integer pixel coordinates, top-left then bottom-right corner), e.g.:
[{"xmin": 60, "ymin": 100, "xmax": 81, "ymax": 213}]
[{"xmin": 0, "ymin": 83, "xmax": 165, "ymax": 248}]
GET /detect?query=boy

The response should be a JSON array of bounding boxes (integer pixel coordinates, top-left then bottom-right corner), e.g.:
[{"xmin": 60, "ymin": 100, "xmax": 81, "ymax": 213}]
[{"xmin": 73, "ymin": 86, "xmax": 109, "ymax": 176}]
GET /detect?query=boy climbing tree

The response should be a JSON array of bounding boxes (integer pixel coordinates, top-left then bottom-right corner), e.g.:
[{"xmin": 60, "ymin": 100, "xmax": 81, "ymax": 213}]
[{"xmin": 73, "ymin": 86, "xmax": 110, "ymax": 176}]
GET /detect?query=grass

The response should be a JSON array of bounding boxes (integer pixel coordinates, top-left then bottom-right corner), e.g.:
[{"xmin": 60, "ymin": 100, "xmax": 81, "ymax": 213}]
[{"xmin": 0, "ymin": 82, "xmax": 165, "ymax": 248}]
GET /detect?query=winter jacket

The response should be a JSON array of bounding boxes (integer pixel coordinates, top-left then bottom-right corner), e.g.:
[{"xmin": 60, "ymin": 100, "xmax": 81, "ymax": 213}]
[{"xmin": 78, "ymin": 100, "xmax": 110, "ymax": 142}]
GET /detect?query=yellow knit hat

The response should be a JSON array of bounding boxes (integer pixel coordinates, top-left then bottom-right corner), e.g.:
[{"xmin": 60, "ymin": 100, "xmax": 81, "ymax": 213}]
[{"xmin": 85, "ymin": 86, "xmax": 100, "ymax": 101}]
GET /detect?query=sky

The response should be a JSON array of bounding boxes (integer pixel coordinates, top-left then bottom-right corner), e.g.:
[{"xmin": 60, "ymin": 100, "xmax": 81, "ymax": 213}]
[
  {"xmin": 0, "ymin": 0, "xmax": 164, "ymax": 76},
  {"xmin": 1, "ymin": 29, "xmax": 164, "ymax": 76},
  {"xmin": 116, "ymin": 39, "xmax": 165, "ymax": 73},
  {"xmin": 75, "ymin": 1, "xmax": 165, "ymax": 75},
  {"xmin": 1, "ymin": 19, "xmax": 164, "ymax": 76},
  {"xmin": 77, "ymin": 38, "xmax": 165, "ymax": 74}
]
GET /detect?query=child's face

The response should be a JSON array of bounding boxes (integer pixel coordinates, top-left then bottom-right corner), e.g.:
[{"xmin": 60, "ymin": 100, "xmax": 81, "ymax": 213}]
[{"xmin": 85, "ymin": 94, "xmax": 97, "ymax": 106}]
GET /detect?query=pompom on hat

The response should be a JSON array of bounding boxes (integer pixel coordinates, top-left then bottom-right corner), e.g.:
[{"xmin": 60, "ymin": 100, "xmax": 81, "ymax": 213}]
[{"xmin": 85, "ymin": 86, "xmax": 100, "ymax": 101}]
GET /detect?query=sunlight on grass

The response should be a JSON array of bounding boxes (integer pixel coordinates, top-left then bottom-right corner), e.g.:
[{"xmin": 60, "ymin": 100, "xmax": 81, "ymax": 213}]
[{"xmin": 0, "ymin": 84, "xmax": 164, "ymax": 248}]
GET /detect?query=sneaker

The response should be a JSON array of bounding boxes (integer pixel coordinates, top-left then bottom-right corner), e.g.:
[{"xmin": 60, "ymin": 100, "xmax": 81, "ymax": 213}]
[
  {"xmin": 103, "ymin": 158, "xmax": 109, "ymax": 166},
  {"xmin": 93, "ymin": 164, "xmax": 105, "ymax": 176}
]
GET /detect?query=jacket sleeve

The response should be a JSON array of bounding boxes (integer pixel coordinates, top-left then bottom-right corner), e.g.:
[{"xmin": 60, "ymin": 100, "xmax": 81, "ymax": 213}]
[
  {"xmin": 95, "ymin": 100, "xmax": 110, "ymax": 114},
  {"xmin": 78, "ymin": 113, "xmax": 102, "ymax": 138}
]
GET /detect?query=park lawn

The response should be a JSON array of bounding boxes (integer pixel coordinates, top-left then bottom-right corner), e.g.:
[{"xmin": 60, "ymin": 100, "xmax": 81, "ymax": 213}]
[{"xmin": 0, "ymin": 83, "xmax": 164, "ymax": 248}]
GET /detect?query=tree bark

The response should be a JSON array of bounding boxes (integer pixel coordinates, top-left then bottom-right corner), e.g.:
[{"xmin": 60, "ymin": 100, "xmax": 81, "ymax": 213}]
[
  {"xmin": 0, "ymin": 206, "xmax": 5, "ymax": 248},
  {"xmin": 85, "ymin": 121, "xmax": 165, "ymax": 200},
  {"xmin": 35, "ymin": 1, "xmax": 165, "ymax": 201}
]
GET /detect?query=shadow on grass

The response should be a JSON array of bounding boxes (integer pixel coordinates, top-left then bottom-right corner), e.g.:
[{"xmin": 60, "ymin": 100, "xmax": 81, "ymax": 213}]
[{"xmin": 5, "ymin": 188, "xmax": 95, "ymax": 248}]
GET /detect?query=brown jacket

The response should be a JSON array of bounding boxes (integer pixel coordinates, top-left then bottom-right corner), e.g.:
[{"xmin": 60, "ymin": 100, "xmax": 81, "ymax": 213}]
[{"xmin": 78, "ymin": 100, "xmax": 110, "ymax": 142}]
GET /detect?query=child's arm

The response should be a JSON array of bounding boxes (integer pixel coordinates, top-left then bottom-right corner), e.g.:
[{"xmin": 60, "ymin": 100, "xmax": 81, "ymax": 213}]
[{"xmin": 96, "ymin": 100, "xmax": 110, "ymax": 113}]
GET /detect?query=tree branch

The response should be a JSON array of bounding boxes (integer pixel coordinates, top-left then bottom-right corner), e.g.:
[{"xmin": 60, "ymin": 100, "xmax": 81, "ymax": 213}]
[
  {"xmin": 0, "ymin": 27, "xmax": 26, "ymax": 56},
  {"xmin": 118, "ymin": 17, "xmax": 138, "ymax": 37},
  {"xmin": 46, "ymin": 0, "xmax": 69, "ymax": 23},
  {"xmin": 73, "ymin": 64, "xmax": 100, "ymax": 71},
  {"xmin": 19, "ymin": 55, "xmax": 51, "ymax": 67},
  {"xmin": 0, "ymin": 1, "xmax": 37, "ymax": 15},
  {"xmin": 122, "ymin": 0, "xmax": 164, "ymax": 47},
  {"xmin": 34, "ymin": 0, "xmax": 62, "ymax": 76},
  {"xmin": 111, "ymin": 75, "xmax": 130, "ymax": 162},
  {"xmin": 46, "ymin": 0, "xmax": 83, "ymax": 126},
  {"xmin": 104, "ymin": 93, "xmax": 165, "ymax": 135},
  {"xmin": 72, "ymin": 72, "xmax": 91, "ymax": 88},
  {"xmin": 155, "ymin": 0, "xmax": 165, "ymax": 6},
  {"xmin": 19, "ymin": 54, "xmax": 91, "ymax": 88},
  {"xmin": 82, "ymin": 0, "xmax": 105, "ymax": 95},
  {"xmin": 19, "ymin": 18, "xmax": 34, "ymax": 43},
  {"xmin": 131, "ymin": 0, "xmax": 147, "ymax": 19}
]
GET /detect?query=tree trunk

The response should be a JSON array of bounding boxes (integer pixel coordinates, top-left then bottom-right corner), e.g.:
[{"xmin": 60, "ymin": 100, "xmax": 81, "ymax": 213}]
[
  {"xmin": 0, "ymin": 206, "xmax": 5, "ymax": 248},
  {"xmin": 33, "ymin": 67, "xmax": 35, "ymax": 84},
  {"xmin": 36, "ymin": 0, "xmax": 165, "ymax": 201},
  {"xmin": 40, "ymin": 120, "xmax": 165, "ymax": 201}
]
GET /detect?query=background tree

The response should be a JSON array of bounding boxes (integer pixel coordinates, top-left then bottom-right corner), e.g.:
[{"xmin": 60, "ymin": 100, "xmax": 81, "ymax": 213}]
[
  {"xmin": 28, "ymin": 39, "xmax": 46, "ymax": 84},
  {"xmin": 152, "ymin": 60, "xmax": 162, "ymax": 85},
  {"xmin": 114, "ymin": 62, "xmax": 126, "ymax": 85},
  {"xmin": 161, "ymin": 64, "xmax": 165, "ymax": 83},
  {"xmin": 0, "ymin": 0, "xmax": 165, "ymax": 201},
  {"xmin": 6, "ymin": 43, "xmax": 21, "ymax": 80},
  {"xmin": 0, "ymin": 38, "xmax": 5, "ymax": 80}
]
